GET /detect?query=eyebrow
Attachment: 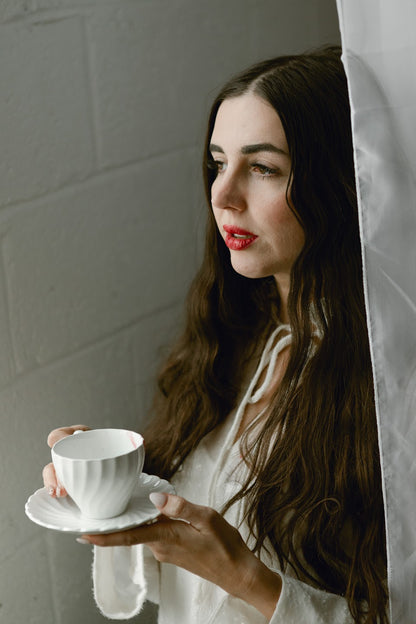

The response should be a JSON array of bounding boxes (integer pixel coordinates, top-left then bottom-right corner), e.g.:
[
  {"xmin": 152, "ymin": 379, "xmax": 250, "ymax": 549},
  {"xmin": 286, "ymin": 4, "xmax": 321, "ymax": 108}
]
[{"xmin": 209, "ymin": 142, "xmax": 288, "ymax": 156}]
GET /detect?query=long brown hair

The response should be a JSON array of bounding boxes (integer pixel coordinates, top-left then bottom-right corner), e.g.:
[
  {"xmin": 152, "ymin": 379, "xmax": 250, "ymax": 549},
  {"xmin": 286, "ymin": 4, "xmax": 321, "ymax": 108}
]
[{"xmin": 144, "ymin": 47, "xmax": 388, "ymax": 623}]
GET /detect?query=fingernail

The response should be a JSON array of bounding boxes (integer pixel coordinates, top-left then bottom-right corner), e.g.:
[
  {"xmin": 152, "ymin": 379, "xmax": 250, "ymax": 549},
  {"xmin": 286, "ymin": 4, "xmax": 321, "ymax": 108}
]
[
  {"xmin": 149, "ymin": 492, "xmax": 167, "ymax": 508},
  {"xmin": 76, "ymin": 537, "xmax": 90, "ymax": 545},
  {"xmin": 56, "ymin": 486, "xmax": 62, "ymax": 498},
  {"xmin": 48, "ymin": 486, "xmax": 55, "ymax": 497}
]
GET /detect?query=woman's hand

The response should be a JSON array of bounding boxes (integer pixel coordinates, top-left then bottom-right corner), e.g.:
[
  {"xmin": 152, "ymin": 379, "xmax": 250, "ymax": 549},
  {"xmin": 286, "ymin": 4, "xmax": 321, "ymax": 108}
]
[
  {"xmin": 42, "ymin": 425, "xmax": 90, "ymax": 498},
  {"xmin": 79, "ymin": 493, "xmax": 282, "ymax": 619}
]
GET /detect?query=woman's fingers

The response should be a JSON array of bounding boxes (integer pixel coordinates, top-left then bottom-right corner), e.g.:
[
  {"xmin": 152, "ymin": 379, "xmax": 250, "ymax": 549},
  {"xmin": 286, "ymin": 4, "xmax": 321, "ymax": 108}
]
[
  {"xmin": 79, "ymin": 515, "xmax": 188, "ymax": 547},
  {"xmin": 78, "ymin": 494, "xmax": 206, "ymax": 547},
  {"xmin": 44, "ymin": 424, "xmax": 90, "ymax": 496},
  {"xmin": 47, "ymin": 424, "xmax": 90, "ymax": 448},
  {"xmin": 81, "ymin": 494, "xmax": 226, "ymax": 547},
  {"xmin": 42, "ymin": 462, "xmax": 67, "ymax": 498},
  {"xmin": 150, "ymin": 492, "xmax": 222, "ymax": 532},
  {"xmin": 80, "ymin": 494, "xmax": 230, "ymax": 549}
]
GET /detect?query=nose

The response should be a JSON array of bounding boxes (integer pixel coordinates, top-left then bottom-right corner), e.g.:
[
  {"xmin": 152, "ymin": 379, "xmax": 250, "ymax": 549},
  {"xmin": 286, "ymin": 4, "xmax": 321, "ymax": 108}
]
[{"xmin": 211, "ymin": 168, "xmax": 246, "ymax": 212}]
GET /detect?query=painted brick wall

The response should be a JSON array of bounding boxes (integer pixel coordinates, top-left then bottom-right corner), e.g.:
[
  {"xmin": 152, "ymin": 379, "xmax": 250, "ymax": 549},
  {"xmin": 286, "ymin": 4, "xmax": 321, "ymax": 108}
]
[{"xmin": 0, "ymin": 1, "xmax": 340, "ymax": 622}]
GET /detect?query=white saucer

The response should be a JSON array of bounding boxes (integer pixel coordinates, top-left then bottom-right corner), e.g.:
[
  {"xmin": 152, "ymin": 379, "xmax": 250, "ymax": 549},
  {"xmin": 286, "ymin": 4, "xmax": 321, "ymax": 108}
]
[{"xmin": 25, "ymin": 473, "xmax": 174, "ymax": 534}]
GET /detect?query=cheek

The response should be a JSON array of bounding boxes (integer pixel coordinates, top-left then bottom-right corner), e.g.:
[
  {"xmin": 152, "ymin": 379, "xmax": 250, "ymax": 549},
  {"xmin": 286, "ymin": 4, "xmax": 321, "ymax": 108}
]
[
  {"xmin": 268, "ymin": 205, "xmax": 304, "ymax": 251},
  {"xmin": 264, "ymin": 197, "xmax": 297, "ymax": 229}
]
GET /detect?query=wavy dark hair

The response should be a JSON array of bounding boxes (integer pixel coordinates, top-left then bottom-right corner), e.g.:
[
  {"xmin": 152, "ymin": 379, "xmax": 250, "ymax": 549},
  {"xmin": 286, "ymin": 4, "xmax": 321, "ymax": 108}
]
[{"xmin": 144, "ymin": 46, "xmax": 388, "ymax": 623}]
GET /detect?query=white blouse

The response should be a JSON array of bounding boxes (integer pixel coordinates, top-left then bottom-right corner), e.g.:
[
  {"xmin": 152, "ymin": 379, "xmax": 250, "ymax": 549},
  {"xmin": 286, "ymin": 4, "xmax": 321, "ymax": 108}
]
[{"xmin": 93, "ymin": 326, "xmax": 354, "ymax": 622}]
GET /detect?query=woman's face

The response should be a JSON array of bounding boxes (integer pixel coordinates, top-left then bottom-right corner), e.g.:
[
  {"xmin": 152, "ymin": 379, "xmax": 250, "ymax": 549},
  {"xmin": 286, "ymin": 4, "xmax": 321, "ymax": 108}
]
[{"xmin": 210, "ymin": 93, "xmax": 304, "ymax": 294}]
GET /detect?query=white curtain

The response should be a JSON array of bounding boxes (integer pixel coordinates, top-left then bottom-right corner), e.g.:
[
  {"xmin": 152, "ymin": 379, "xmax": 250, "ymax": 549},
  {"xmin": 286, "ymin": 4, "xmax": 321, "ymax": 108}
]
[{"xmin": 336, "ymin": 2, "xmax": 416, "ymax": 623}]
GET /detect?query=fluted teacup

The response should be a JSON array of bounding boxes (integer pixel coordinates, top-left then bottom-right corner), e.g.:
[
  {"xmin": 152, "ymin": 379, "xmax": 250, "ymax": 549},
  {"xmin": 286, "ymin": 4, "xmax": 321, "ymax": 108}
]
[{"xmin": 52, "ymin": 428, "xmax": 144, "ymax": 519}]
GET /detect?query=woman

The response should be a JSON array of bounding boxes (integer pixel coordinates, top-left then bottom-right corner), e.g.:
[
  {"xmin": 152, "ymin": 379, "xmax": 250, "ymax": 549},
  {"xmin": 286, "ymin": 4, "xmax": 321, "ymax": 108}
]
[{"xmin": 43, "ymin": 46, "xmax": 388, "ymax": 623}]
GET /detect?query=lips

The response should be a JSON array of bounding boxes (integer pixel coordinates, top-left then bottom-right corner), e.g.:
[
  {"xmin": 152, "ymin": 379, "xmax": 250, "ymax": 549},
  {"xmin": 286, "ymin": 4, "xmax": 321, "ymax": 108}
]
[{"xmin": 223, "ymin": 225, "xmax": 258, "ymax": 250}]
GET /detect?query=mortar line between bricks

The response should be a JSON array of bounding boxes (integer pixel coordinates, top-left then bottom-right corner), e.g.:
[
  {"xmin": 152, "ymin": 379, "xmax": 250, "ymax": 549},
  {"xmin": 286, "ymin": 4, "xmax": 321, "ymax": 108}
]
[
  {"xmin": 0, "ymin": 240, "xmax": 19, "ymax": 380},
  {"xmin": 0, "ymin": 144, "xmax": 198, "ymax": 218},
  {"xmin": 0, "ymin": 3, "xmax": 125, "ymax": 27},
  {"xmin": 82, "ymin": 16, "xmax": 101, "ymax": 169},
  {"xmin": 0, "ymin": 298, "xmax": 185, "ymax": 389}
]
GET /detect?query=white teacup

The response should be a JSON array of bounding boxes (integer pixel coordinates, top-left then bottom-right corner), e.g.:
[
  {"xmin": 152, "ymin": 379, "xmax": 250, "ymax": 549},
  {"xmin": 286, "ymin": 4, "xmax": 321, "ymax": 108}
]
[{"xmin": 51, "ymin": 428, "xmax": 145, "ymax": 519}]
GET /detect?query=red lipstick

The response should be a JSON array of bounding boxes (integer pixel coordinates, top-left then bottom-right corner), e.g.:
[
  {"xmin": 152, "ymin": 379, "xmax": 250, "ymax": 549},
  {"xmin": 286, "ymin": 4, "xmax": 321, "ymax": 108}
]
[{"xmin": 223, "ymin": 225, "xmax": 258, "ymax": 250}]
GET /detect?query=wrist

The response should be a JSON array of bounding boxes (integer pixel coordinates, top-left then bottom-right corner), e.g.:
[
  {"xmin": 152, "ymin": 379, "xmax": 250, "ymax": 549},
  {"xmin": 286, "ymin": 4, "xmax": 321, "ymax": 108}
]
[{"xmin": 234, "ymin": 553, "xmax": 282, "ymax": 620}]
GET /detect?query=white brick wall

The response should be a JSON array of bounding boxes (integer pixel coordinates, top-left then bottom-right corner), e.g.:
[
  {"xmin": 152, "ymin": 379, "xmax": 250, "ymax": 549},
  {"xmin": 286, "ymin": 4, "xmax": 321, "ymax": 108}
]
[
  {"xmin": 0, "ymin": 1, "xmax": 340, "ymax": 622},
  {"xmin": 0, "ymin": 16, "xmax": 95, "ymax": 206},
  {"xmin": 2, "ymin": 149, "xmax": 199, "ymax": 372}
]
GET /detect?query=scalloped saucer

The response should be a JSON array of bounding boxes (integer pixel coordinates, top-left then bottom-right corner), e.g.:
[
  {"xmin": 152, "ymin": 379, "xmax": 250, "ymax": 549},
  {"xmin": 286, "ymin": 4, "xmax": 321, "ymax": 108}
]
[{"xmin": 25, "ymin": 473, "xmax": 174, "ymax": 534}]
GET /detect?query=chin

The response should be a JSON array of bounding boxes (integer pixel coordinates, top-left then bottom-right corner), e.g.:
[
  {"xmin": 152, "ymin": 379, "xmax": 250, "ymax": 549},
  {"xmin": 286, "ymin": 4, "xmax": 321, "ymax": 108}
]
[{"xmin": 230, "ymin": 261, "xmax": 268, "ymax": 280}]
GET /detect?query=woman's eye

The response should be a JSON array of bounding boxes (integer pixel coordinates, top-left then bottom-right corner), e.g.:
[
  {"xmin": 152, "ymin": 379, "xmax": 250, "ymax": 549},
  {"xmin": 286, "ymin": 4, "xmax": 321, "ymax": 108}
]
[
  {"xmin": 208, "ymin": 159, "xmax": 227, "ymax": 174},
  {"xmin": 251, "ymin": 163, "xmax": 278, "ymax": 176}
]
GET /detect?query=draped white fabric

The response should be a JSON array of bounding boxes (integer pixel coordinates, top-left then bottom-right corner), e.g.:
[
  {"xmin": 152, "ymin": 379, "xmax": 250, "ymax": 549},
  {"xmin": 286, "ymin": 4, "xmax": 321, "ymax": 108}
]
[{"xmin": 336, "ymin": 2, "xmax": 416, "ymax": 623}]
